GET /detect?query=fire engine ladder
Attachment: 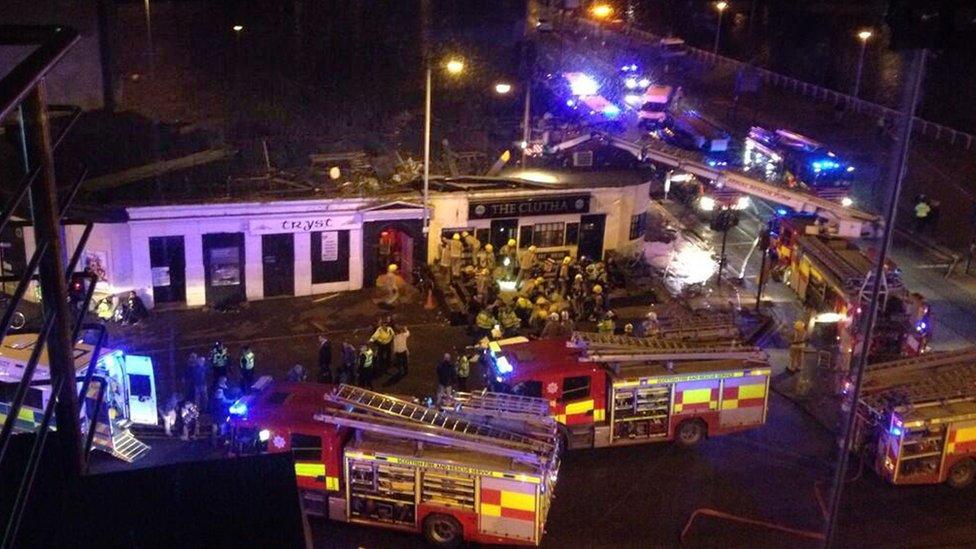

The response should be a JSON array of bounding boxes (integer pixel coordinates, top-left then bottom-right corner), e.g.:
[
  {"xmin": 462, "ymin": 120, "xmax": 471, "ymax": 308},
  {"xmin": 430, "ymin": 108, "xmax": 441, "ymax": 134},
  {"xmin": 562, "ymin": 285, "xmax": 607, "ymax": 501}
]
[
  {"xmin": 568, "ymin": 332, "xmax": 766, "ymax": 363},
  {"xmin": 446, "ymin": 390, "xmax": 556, "ymax": 440},
  {"xmin": 654, "ymin": 314, "xmax": 740, "ymax": 342},
  {"xmin": 323, "ymin": 385, "xmax": 554, "ymax": 464},
  {"xmin": 860, "ymin": 348, "xmax": 976, "ymax": 411},
  {"xmin": 863, "ymin": 347, "xmax": 976, "ymax": 385}
]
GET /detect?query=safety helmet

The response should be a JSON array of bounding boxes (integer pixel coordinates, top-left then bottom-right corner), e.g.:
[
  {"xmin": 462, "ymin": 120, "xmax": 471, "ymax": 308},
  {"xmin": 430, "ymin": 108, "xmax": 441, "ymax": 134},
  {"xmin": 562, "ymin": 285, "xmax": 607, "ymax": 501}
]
[
  {"xmin": 453, "ymin": 233, "xmax": 461, "ymax": 240},
  {"xmin": 462, "ymin": 231, "xmax": 469, "ymax": 237},
  {"xmin": 794, "ymin": 320, "xmax": 806, "ymax": 330},
  {"xmin": 575, "ymin": 274, "xmax": 583, "ymax": 281},
  {"xmin": 535, "ymin": 296, "xmax": 549, "ymax": 305},
  {"xmin": 646, "ymin": 311, "xmax": 658, "ymax": 320},
  {"xmin": 593, "ymin": 285, "xmax": 603, "ymax": 294},
  {"xmin": 485, "ymin": 244, "xmax": 493, "ymax": 252},
  {"xmin": 535, "ymin": 277, "xmax": 544, "ymax": 285},
  {"xmin": 528, "ymin": 245, "xmax": 537, "ymax": 252},
  {"xmin": 560, "ymin": 310, "xmax": 570, "ymax": 321},
  {"xmin": 624, "ymin": 322, "xmax": 634, "ymax": 333},
  {"xmin": 507, "ymin": 238, "xmax": 517, "ymax": 247},
  {"xmin": 549, "ymin": 312, "xmax": 559, "ymax": 321},
  {"xmin": 563, "ymin": 256, "xmax": 572, "ymax": 264},
  {"xmin": 606, "ymin": 310, "xmax": 615, "ymax": 318},
  {"xmin": 387, "ymin": 264, "xmax": 398, "ymax": 273}
]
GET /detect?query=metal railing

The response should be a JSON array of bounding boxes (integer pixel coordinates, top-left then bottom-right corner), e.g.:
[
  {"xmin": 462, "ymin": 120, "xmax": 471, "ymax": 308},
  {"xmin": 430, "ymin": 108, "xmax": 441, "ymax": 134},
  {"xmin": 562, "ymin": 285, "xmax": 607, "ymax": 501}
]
[
  {"xmin": 549, "ymin": 9, "xmax": 976, "ymax": 151},
  {"xmin": 0, "ymin": 24, "xmax": 107, "ymax": 549}
]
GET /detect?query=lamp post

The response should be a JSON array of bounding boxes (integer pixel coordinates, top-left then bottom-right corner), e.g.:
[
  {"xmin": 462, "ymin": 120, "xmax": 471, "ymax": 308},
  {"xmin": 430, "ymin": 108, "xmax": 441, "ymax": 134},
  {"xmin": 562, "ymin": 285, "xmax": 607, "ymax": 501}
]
[
  {"xmin": 423, "ymin": 58, "xmax": 464, "ymax": 234},
  {"xmin": 713, "ymin": 2, "xmax": 728, "ymax": 55},
  {"xmin": 853, "ymin": 29, "xmax": 873, "ymax": 98}
]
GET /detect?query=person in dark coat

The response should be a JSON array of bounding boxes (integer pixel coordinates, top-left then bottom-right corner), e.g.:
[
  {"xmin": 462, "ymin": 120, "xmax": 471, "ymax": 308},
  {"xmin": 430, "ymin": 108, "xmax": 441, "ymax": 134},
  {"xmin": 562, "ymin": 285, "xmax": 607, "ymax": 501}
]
[
  {"xmin": 436, "ymin": 353, "xmax": 455, "ymax": 404},
  {"xmin": 317, "ymin": 335, "xmax": 333, "ymax": 383}
]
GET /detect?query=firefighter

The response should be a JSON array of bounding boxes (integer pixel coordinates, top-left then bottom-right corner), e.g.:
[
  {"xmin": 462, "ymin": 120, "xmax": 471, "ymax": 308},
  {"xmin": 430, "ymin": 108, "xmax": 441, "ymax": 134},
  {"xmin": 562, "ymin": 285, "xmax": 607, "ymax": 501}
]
[
  {"xmin": 590, "ymin": 284, "xmax": 606, "ymax": 320},
  {"xmin": 464, "ymin": 231, "xmax": 481, "ymax": 259},
  {"xmin": 474, "ymin": 267, "xmax": 491, "ymax": 300},
  {"xmin": 376, "ymin": 264, "xmax": 406, "ymax": 306},
  {"xmin": 455, "ymin": 354, "xmax": 471, "ymax": 392},
  {"xmin": 340, "ymin": 342, "xmax": 358, "ymax": 385},
  {"xmin": 475, "ymin": 244, "xmax": 490, "ymax": 270},
  {"xmin": 557, "ymin": 256, "xmax": 572, "ymax": 295},
  {"xmin": 570, "ymin": 274, "xmax": 587, "ymax": 318},
  {"xmin": 439, "ymin": 237, "xmax": 453, "ymax": 279},
  {"xmin": 359, "ymin": 345, "xmax": 375, "ymax": 389},
  {"xmin": 530, "ymin": 297, "xmax": 549, "ymax": 326},
  {"xmin": 450, "ymin": 233, "xmax": 464, "ymax": 278},
  {"xmin": 483, "ymin": 243, "xmax": 496, "ymax": 273},
  {"xmin": 391, "ymin": 326, "xmax": 410, "ymax": 379},
  {"xmin": 559, "ymin": 310, "xmax": 575, "ymax": 337},
  {"xmin": 789, "ymin": 320, "xmax": 808, "ymax": 373},
  {"xmin": 541, "ymin": 312, "xmax": 562, "ymax": 339},
  {"xmin": 369, "ymin": 319, "xmax": 395, "ymax": 374},
  {"xmin": 597, "ymin": 311, "xmax": 616, "ymax": 334},
  {"xmin": 499, "ymin": 305, "xmax": 521, "ymax": 337},
  {"xmin": 514, "ymin": 294, "xmax": 533, "ymax": 324},
  {"xmin": 623, "ymin": 322, "xmax": 634, "ymax": 336},
  {"xmin": 517, "ymin": 245, "xmax": 537, "ymax": 285},
  {"xmin": 239, "ymin": 345, "xmax": 256, "ymax": 390},
  {"xmin": 498, "ymin": 238, "xmax": 518, "ymax": 279},
  {"xmin": 530, "ymin": 308, "xmax": 550, "ymax": 332},
  {"xmin": 160, "ymin": 393, "xmax": 180, "ymax": 437},
  {"xmin": 475, "ymin": 306, "xmax": 497, "ymax": 340},
  {"xmin": 636, "ymin": 312, "xmax": 659, "ymax": 337},
  {"xmin": 210, "ymin": 342, "xmax": 229, "ymax": 391}
]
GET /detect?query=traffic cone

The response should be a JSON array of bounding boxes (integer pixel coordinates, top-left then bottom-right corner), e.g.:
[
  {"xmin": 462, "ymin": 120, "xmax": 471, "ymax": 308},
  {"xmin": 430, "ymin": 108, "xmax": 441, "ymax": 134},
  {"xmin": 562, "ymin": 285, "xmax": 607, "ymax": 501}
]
[{"xmin": 424, "ymin": 287, "xmax": 437, "ymax": 310}]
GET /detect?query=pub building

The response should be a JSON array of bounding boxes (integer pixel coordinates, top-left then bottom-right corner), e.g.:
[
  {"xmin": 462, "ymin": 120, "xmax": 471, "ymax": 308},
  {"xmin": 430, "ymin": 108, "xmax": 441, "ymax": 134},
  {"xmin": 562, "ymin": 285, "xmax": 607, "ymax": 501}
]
[{"xmin": 13, "ymin": 168, "xmax": 652, "ymax": 309}]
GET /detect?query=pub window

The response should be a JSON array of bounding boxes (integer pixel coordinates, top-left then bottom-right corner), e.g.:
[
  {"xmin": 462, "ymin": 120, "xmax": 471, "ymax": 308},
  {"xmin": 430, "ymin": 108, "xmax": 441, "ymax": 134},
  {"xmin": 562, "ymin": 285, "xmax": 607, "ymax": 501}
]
[
  {"xmin": 311, "ymin": 230, "xmax": 350, "ymax": 284},
  {"xmin": 629, "ymin": 212, "xmax": 648, "ymax": 240},
  {"xmin": 532, "ymin": 222, "xmax": 565, "ymax": 248},
  {"xmin": 291, "ymin": 433, "xmax": 322, "ymax": 461},
  {"xmin": 475, "ymin": 228, "xmax": 490, "ymax": 246},
  {"xmin": 565, "ymin": 222, "xmax": 580, "ymax": 245},
  {"xmin": 573, "ymin": 150, "xmax": 593, "ymax": 167}
]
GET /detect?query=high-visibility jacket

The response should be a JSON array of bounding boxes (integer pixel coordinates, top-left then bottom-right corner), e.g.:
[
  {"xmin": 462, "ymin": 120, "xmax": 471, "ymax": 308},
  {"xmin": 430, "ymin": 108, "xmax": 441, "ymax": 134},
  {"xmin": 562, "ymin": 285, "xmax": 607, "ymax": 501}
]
[
  {"xmin": 455, "ymin": 356, "xmax": 470, "ymax": 378},
  {"xmin": 476, "ymin": 310, "xmax": 497, "ymax": 330},
  {"xmin": 515, "ymin": 296, "xmax": 533, "ymax": 312},
  {"xmin": 914, "ymin": 201, "xmax": 931, "ymax": 219},
  {"xmin": 240, "ymin": 350, "xmax": 255, "ymax": 371},
  {"xmin": 499, "ymin": 309, "xmax": 521, "ymax": 329},
  {"xmin": 597, "ymin": 319, "xmax": 615, "ymax": 334},
  {"xmin": 370, "ymin": 326, "xmax": 395, "ymax": 345}
]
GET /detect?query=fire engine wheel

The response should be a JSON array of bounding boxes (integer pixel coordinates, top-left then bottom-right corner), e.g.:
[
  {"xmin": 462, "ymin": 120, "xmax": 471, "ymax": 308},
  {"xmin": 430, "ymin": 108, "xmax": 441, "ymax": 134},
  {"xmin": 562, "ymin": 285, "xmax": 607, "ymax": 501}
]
[
  {"xmin": 675, "ymin": 419, "xmax": 706, "ymax": 448},
  {"xmin": 423, "ymin": 513, "xmax": 463, "ymax": 547},
  {"xmin": 947, "ymin": 459, "xmax": 976, "ymax": 489}
]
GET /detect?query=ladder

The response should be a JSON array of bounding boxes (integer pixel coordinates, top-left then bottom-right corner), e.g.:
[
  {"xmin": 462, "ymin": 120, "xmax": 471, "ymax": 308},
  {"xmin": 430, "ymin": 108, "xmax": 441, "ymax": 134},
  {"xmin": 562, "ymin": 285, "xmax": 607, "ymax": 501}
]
[
  {"xmin": 451, "ymin": 389, "xmax": 551, "ymax": 417},
  {"xmin": 860, "ymin": 348, "xmax": 976, "ymax": 411},
  {"xmin": 326, "ymin": 385, "xmax": 554, "ymax": 456},
  {"xmin": 109, "ymin": 430, "xmax": 151, "ymax": 463},
  {"xmin": 568, "ymin": 332, "xmax": 766, "ymax": 363},
  {"xmin": 863, "ymin": 347, "xmax": 976, "ymax": 383},
  {"xmin": 446, "ymin": 391, "xmax": 556, "ymax": 441}
]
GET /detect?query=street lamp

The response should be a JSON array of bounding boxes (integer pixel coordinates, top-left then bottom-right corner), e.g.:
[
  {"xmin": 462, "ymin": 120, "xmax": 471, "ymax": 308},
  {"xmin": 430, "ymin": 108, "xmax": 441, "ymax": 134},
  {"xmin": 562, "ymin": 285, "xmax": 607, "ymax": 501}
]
[
  {"xmin": 423, "ymin": 57, "xmax": 465, "ymax": 234},
  {"xmin": 494, "ymin": 82, "xmax": 513, "ymax": 95},
  {"xmin": 713, "ymin": 2, "xmax": 728, "ymax": 55},
  {"xmin": 853, "ymin": 29, "xmax": 873, "ymax": 98},
  {"xmin": 232, "ymin": 24, "xmax": 244, "ymax": 33},
  {"xmin": 590, "ymin": 4, "xmax": 613, "ymax": 19}
]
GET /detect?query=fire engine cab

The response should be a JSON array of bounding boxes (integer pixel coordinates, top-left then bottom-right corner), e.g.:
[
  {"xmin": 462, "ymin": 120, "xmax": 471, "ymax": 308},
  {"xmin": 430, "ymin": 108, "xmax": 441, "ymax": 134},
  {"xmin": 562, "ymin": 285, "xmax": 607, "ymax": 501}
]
[
  {"xmin": 852, "ymin": 348, "xmax": 976, "ymax": 488},
  {"xmin": 769, "ymin": 212, "xmax": 930, "ymax": 366},
  {"xmin": 487, "ymin": 332, "xmax": 771, "ymax": 450},
  {"xmin": 227, "ymin": 382, "xmax": 560, "ymax": 547}
]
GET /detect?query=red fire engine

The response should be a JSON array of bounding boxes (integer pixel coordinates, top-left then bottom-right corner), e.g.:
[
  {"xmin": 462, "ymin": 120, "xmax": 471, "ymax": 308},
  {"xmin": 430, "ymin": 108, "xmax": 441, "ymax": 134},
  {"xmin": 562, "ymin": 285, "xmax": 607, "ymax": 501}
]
[
  {"xmin": 768, "ymin": 212, "xmax": 930, "ymax": 366},
  {"xmin": 487, "ymin": 332, "xmax": 772, "ymax": 450},
  {"xmin": 227, "ymin": 382, "xmax": 560, "ymax": 547},
  {"xmin": 850, "ymin": 347, "xmax": 976, "ymax": 488}
]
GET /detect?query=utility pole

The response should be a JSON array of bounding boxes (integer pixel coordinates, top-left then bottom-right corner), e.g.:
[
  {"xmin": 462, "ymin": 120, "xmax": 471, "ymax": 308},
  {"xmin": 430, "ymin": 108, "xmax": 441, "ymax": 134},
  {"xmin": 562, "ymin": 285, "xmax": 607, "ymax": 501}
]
[{"xmin": 823, "ymin": 48, "xmax": 928, "ymax": 547}]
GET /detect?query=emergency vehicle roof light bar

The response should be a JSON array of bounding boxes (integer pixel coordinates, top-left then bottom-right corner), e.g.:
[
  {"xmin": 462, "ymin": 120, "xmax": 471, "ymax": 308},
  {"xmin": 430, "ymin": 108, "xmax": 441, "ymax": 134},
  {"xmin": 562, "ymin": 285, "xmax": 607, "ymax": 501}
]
[
  {"xmin": 312, "ymin": 407, "xmax": 551, "ymax": 467},
  {"xmin": 326, "ymin": 384, "xmax": 555, "ymax": 456}
]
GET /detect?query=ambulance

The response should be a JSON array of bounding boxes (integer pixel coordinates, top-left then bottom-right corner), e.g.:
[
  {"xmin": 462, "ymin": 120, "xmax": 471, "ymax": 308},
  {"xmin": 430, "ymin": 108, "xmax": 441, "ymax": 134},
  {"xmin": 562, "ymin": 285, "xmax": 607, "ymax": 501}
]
[
  {"xmin": 487, "ymin": 333, "xmax": 771, "ymax": 450},
  {"xmin": 227, "ymin": 382, "xmax": 560, "ymax": 547},
  {"xmin": 0, "ymin": 333, "xmax": 157, "ymax": 462}
]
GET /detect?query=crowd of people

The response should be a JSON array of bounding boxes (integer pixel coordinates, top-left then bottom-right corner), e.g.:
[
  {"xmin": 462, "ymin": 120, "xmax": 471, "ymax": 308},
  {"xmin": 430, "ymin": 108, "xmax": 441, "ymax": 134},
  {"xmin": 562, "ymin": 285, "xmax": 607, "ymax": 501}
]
[{"xmin": 438, "ymin": 232, "xmax": 640, "ymax": 340}]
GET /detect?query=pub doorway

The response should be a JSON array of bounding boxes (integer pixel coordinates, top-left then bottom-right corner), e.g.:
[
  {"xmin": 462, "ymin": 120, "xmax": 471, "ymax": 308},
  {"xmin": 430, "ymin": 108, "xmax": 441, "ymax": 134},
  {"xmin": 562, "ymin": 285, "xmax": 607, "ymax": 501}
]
[{"xmin": 363, "ymin": 220, "xmax": 423, "ymax": 284}]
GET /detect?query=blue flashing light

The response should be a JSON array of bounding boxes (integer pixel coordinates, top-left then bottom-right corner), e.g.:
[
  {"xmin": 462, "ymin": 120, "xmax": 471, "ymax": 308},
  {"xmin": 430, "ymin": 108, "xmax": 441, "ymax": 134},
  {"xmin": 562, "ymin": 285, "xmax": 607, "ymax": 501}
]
[
  {"xmin": 707, "ymin": 159, "xmax": 717, "ymax": 167},
  {"xmin": 889, "ymin": 425, "xmax": 903, "ymax": 437},
  {"xmin": 229, "ymin": 400, "xmax": 248, "ymax": 416},
  {"xmin": 846, "ymin": 166, "xmax": 855, "ymax": 172},
  {"xmin": 496, "ymin": 355, "xmax": 514, "ymax": 375},
  {"xmin": 811, "ymin": 159, "xmax": 841, "ymax": 172},
  {"xmin": 566, "ymin": 99, "xmax": 576, "ymax": 107},
  {"xmin": 775, "ymin": 208, "xmax": 789, "ymax": 217},
  {"xmin": 602, "ymin": 104, "xmax": 621, "ymax": 118},
  {"xmin": 916, "ymin": 321, "xmax": 928, "ymax": 332}
]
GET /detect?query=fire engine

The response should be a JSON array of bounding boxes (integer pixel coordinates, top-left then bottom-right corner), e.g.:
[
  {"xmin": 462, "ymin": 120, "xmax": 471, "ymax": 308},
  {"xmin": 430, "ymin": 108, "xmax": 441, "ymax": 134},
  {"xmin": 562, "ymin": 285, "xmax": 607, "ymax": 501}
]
[
  {"xmin": 0, "ymin": 333, "xmax": 156, "ymax": 462},
  {"xmin": 487, "ymin": 332, "xmax": 772, "ymax": 450},
  {"xmin": 851, "ymin": 348, "xmax": 976, "ymax": 488},
  {"xmin": 227, "ymin": 381, "xmax": 560, "ymax": 547},
  {"xmin": 768, "ymin": 212, "xmax": 931, "ymax": 366}
]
